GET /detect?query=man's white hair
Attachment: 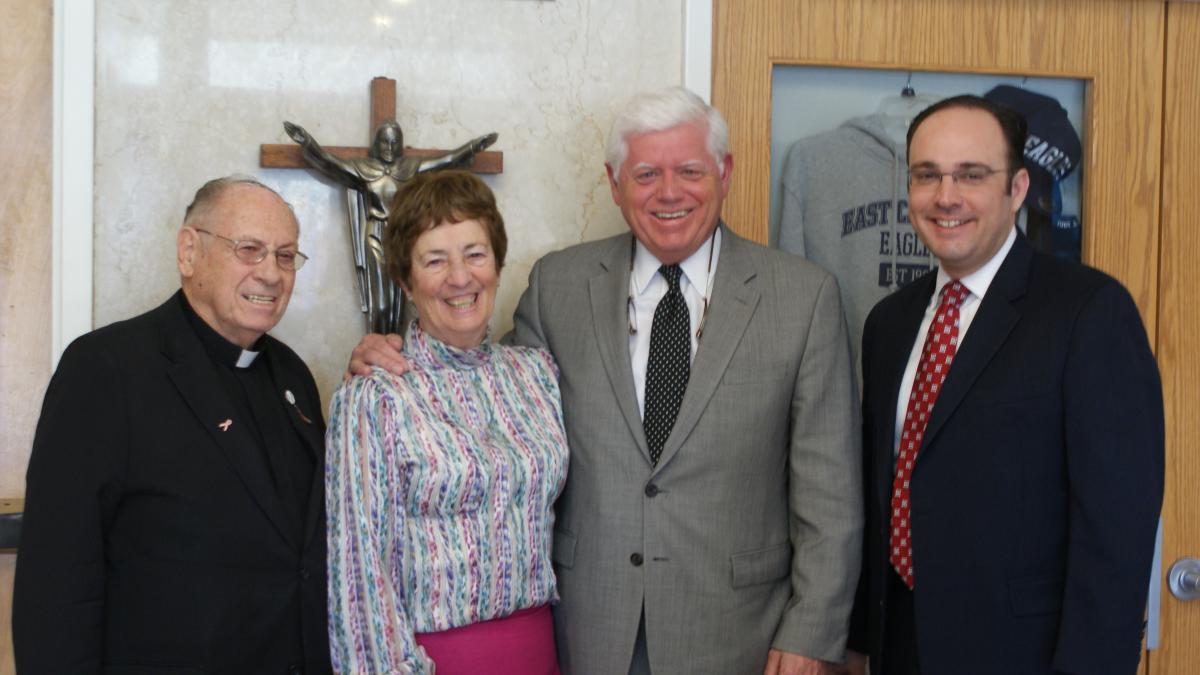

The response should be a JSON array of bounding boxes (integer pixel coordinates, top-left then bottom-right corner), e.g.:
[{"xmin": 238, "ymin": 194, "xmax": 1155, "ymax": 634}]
[
  {"xmin": 604, "ymin": 86, "xmax": 730, "ymax": 180},
  {"xmin": 183, "ymin": 174, "xmax": 296, "ymax": 232}
]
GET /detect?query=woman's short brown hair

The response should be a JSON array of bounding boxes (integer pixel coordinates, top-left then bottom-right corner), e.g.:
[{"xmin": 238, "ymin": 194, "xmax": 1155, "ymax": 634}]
[{"xmin": 384, "ymin": 170, "xmax": 507, "ymax": 287}]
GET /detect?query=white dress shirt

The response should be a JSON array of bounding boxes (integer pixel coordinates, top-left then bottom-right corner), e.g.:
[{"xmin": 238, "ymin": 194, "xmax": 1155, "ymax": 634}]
[
  {"xmin": 629, "ymin": 227, "xmax": 721, "ymax": 416},
  {"xmin": 893, "ymin": 227, "xmax": 1017, "ymax": 453}
]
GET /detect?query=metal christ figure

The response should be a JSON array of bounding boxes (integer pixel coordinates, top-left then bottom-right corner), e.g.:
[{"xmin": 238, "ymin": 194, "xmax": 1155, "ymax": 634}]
[{"xmin": 284, "ymin": 120, "xmax": 498, "ymax": 334}]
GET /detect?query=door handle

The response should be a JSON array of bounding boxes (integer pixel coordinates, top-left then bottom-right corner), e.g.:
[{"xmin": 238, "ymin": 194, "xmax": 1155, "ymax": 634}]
[{"xmin": 1168, "ymin": 558, "xmax": 1200, "ymax": 601}]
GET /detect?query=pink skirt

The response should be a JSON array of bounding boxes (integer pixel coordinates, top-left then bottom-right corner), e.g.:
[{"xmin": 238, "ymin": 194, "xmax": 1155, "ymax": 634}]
[{"xmin": 414, "ymin": 604, "xmax": 559, "ymax": 675}]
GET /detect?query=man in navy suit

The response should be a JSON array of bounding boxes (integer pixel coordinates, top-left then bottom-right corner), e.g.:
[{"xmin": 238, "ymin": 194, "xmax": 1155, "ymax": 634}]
[
  {"xmin": 845, "ymin": 96, "xmax": 1163, "ymax": 675},
  {"xmin": 14, "ymin": 176, "xmax": 332, "ymax": 674}
]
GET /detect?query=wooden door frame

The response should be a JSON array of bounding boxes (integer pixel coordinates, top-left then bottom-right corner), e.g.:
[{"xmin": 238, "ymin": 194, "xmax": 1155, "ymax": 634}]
[
  {"xmin": 1151, "ymin": 2, "xmax": 1200, "ymax": 671},
  {"xmin": 711, "ymin": 0, "xmax": 1173, "ymax": 670}
]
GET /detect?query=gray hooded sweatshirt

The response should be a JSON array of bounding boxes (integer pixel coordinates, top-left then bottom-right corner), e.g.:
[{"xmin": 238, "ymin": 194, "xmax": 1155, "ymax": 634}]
[{"xmin": 777, "ymin": 113, "xmax": 933, "ymax": 371}]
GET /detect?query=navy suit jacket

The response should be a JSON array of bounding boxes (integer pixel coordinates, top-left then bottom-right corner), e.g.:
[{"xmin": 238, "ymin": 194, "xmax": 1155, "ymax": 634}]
[
  {"xmin": 849, "ymin": 234, "xmax": 1164, "ymax": 675},
  {"xmin": 14, "ymin": 293, "xmax": 333, "ymax": 675}
]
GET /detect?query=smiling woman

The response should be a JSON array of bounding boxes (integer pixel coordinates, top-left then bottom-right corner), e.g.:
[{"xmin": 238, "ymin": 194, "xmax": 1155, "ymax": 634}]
[
  {"xmin": 382, "ymin": 171, "xmax": 508, "ymax": 350},
  {"xmin": 324, "ymin": 170, "xmax": 567, "ymax": 675},
  {"xmin": 400, "ymin": 218, "xmax": 499, "ymax": 349}
]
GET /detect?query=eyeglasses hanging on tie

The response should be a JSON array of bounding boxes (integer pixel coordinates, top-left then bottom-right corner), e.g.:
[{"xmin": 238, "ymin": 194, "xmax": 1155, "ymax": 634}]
[{"xmin": 627, "ymin": 226, "xmax": 717, "ymax": 340}]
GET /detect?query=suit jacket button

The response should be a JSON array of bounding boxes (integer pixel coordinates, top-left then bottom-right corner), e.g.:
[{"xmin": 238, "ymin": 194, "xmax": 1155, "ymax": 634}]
[
  {"xmin": 299, "ymin": 568, "xmax": 310, "ymax": 581},
  {"xmin": 644, "ymin": 484, "xmax": 659, "ymax": 498},
  {"xmin": 288, "ymin": 664, "xmax": 303, "ymax": 675},
  {"xmin": 630, "ymin": 553, "xmax": 644, "ymax": 566}
]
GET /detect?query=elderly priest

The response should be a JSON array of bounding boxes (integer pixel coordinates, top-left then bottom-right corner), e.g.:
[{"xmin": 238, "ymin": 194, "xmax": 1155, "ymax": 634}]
[{"xmin": 13, "ymin": 176, "xmax": 332, "ymax": 675}]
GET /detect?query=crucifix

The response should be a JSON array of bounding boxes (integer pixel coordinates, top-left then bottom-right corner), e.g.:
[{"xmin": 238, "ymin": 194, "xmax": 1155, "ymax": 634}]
[{"xmin": 260, "ymin": 76, "xmax": 503, "ymax": 335}]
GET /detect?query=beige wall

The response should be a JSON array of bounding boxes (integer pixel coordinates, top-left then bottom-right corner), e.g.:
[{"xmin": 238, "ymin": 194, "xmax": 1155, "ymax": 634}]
[
  {"xmin": 92, "ymin": 0, "xmax": 684, "ymax": 408},
  {"xmin": 0, "ymin": 0, "xmax": 53, "ymax": 671},
  {"xmin": 4, "ymin": 1, "xmax": 683, "ymax": 671}
]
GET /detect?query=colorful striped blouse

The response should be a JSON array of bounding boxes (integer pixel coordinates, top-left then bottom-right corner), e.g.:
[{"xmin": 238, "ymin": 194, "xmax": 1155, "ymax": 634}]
[{"xmin": 326, "ymin": 324, "xmax": 569, "ymax": 674}]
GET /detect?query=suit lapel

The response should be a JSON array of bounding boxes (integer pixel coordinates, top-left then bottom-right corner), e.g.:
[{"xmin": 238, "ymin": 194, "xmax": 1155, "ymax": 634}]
[
  {"xmin": 265, "ymin": 341, "xmax": 326, "ymax": 549},
  {"xmin": 654, "ymin": 228, "xmax": 760, "ymax": 473},
  {"xmin": 919, "ymin": 235, "xmax": 1032, "ymax": 459},
  {"xmin": 588, "ymin": 235, "xmax": 652, "ymax": 462},
  {"xmin": 157, "ymin": 297, "xmax": 299, "ymax": 549}
]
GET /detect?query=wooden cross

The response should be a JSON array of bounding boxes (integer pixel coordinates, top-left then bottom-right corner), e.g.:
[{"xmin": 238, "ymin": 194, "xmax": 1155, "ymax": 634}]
[{"xmin": 259, "ymin": 76, "xmax": 503, "ymax": 173}]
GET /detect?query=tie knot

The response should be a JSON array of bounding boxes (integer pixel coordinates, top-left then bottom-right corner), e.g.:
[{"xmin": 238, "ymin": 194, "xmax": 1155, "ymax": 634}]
[
  {"xmin": 940, "ymin": 280, "xmax": 969, "ymax": 309},
  {"xmin": 660, "ymin": 264, "xmax": 683, "ymax": 292}
]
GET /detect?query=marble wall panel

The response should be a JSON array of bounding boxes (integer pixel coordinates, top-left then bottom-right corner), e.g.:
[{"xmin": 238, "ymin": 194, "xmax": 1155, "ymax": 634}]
[
  {"xmin": 1, "ymin": 3, "xmax": 54, "ymax": 662},
  {"xmin": 94, "ymin": 0, "xmax": 683, "ymax": 406},
  {"xmin": 1, "ymin": 0, "xmax": 52, "ymax": 496},
  {"xmin": 1, "ymin": 0, "xmax": 52, "ymax": 494},
  {"xmin": 1, "ymin": 1, "xmax": 52, "ymax": 667}
]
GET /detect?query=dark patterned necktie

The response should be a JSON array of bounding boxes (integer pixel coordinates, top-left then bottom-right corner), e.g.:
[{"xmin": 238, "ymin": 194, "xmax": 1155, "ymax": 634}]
[
  {"xmin": 890, "ymin": 280, "xmax": 969, "ymax": 588},
  {"xmin": 643, "ymin": 265, "xmax": 691, "ymax": 466}
]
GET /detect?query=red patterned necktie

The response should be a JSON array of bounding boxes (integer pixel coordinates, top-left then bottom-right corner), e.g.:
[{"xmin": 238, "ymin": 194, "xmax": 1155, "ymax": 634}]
[{"xmin": 890, "ymin": 280, "xmax": 970, "ymax": 589}]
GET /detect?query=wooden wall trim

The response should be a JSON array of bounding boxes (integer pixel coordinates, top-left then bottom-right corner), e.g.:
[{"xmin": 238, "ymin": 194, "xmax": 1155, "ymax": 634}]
[
  {"xmin": 712, "ymin": 0, "xmax": 1165, "ymax": 339},
  {"xmin": 52, "ymin": 0, "xmax": 96, "ymax": 365}
]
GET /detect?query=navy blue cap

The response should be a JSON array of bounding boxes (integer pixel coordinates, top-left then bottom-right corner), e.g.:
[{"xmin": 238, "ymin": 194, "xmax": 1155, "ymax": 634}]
[{"xmin": 984, "ymin": 85, "xmax": 1082, "ymax": 214}]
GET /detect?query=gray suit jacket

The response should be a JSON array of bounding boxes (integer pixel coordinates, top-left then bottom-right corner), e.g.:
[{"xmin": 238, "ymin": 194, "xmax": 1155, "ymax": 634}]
[{"xmin": 511, "ymin": 227, "xmax": 862, "ymax": 674}]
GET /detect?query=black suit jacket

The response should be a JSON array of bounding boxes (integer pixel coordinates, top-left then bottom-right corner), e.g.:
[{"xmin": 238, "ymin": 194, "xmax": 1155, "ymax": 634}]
[
  {"xmin": 849, "ymin": 234, "xmax": 1164, "ymax": 675},
  {"xmin": 13, "ymin": 292, "xmax": 333, "ymax": 675}
]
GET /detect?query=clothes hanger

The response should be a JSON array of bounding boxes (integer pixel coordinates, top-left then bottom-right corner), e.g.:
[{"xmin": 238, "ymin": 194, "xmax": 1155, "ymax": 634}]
[
  {"xmin": 877, "ymin": 72, "xmax": 944, "ymax": 145},
  {"xmin": 877, "ymin": 72, "xmax": 944, "ymax": 119}
]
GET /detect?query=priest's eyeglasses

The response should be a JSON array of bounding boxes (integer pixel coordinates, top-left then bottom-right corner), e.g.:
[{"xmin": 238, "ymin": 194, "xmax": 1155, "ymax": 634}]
[
  {"xmin": 908, "ymin": 165, "xmax": 1005, "ymax": 191},
  {"xmin": 193, "ymin": 228, "xmax": 309, "ymax": 271}
]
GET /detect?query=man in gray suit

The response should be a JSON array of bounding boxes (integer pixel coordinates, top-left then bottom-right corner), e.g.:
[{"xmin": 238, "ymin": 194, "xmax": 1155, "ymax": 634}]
[{"xmin": 353, "ymin": 87, "xmax": 861, "ymax": 675}]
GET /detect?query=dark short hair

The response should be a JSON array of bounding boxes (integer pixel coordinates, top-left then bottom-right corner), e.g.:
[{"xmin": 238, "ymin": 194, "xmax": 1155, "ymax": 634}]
[
  {"xmin": 384, "ymin": 170, "xmax": 507, "ymax": 287},
  {"xmin": 906, "ymin": 94, "xmax": 1028, "ymax": 192}
]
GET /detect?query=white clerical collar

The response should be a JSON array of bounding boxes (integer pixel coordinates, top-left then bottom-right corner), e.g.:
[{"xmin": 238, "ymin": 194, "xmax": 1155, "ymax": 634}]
[
  {"xmin": 236, "ymin": 349, "xmax": 260, "ymax": 369},
  {"xmin": 934, "ymin": 226, "xmax": 1017, "ymax": 301},
  {"xmin": 631, "ymin": 226, "xmax": 722, "ymax": 297}
]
